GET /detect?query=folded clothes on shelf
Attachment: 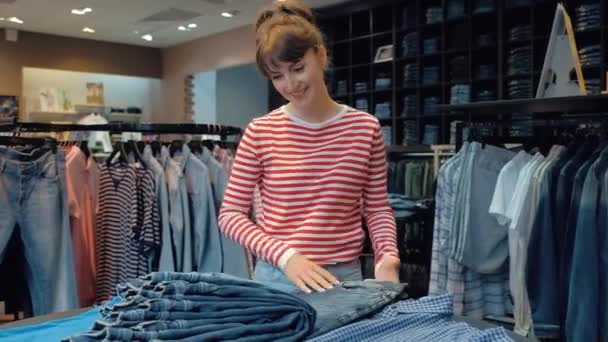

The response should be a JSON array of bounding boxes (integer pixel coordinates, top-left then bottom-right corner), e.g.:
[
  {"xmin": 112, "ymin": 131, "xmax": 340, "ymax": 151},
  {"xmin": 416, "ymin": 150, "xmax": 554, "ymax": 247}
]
[{"xmin": 426, "ymin": 6, "xmax": 443, "ymax": 24}]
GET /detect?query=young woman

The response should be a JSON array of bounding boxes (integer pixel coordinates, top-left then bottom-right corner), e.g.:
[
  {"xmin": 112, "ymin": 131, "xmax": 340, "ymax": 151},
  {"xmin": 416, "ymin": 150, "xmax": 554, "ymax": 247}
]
[{"xmin": 218, "ymin": 0, "xmax": 400, "ymax": 294}]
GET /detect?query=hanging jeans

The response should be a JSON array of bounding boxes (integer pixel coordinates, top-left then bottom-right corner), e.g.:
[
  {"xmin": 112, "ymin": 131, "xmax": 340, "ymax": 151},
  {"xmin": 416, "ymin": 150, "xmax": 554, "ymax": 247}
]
[
  {"xmin": 0, "ymin": 147, "xmax": 78, "ymax": 315},
  {"xmin": 254, "ymin": 259, "xmax": 407, "ymax": 338}
]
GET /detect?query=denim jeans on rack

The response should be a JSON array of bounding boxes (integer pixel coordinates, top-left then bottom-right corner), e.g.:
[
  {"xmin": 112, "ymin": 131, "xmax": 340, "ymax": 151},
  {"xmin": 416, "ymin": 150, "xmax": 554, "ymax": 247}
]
[{"xmin": 0, "ymin": 147, "xmax": 78, "ymax": 315}]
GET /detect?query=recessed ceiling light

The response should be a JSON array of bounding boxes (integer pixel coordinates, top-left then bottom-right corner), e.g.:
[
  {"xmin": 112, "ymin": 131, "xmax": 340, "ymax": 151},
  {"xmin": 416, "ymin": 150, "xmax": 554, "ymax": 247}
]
[
  {"xmin": 221, "ymin": 11, "xmax": 236, "ymax": 18},
  {"xmin": 188, "ymin": 23, "xmax": 197, "ymax": 28},
  {"xmin": 141, "ymin": 34, "xmax": 153, "ymax": 41},
  {"xmin": 82, "ymin": 27, "xmax": 95, "ymax": 33},
  {"xmin": 178, "ymin": 25, "xmax": 187, "ymax": 31},
  {"xmin": 72, "ymin": 7, "xmax": 92, "ymax": 15},
  {"xmin": 8, "ymin": 17, "xmax": 23, "ymax": 24},
  {"xmin": 0, "ymin": 18, "xmax": 4, "ymax": 21}
]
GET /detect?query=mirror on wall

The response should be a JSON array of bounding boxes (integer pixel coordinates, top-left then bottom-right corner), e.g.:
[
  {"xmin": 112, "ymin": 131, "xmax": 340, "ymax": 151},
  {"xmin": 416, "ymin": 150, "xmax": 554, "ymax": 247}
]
[{"xmin": 193, "ymin": 63, "xmax": 268, "ymax": 129}]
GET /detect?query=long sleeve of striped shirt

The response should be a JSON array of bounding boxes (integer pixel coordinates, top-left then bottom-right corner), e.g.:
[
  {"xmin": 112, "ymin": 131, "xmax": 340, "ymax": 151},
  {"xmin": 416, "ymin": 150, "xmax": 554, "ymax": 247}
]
[{"xmin": 218, "ymin": 106, "xmax": 399, "ymax": 268}]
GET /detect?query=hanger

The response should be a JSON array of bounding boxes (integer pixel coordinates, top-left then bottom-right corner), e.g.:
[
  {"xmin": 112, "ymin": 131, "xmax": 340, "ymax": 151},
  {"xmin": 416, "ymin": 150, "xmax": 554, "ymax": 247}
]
[
  {"xmin": 78, "ymin": 140, "xmax": 91, "ymax": 159},
  {"xmin": 169, "ymin": 140, "xmax": 183, "ymax": 157},
  {"xmin": 188, "ymin": 140, "xmax": 203, "ymax": 154},
  {"xmin": 106, "ymin": 142, "xmax": 128, "ymax": 166},
  {"xmin": 151, "ymin": 140, "xmax": 162, "ymax": 157}
]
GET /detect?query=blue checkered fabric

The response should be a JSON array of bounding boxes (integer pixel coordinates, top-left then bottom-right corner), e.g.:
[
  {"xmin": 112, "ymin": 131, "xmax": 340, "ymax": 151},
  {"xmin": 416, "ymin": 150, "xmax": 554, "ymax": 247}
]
[{"xmin": 309, "ymin": 294, "xmax": 514, "ymax": 342}]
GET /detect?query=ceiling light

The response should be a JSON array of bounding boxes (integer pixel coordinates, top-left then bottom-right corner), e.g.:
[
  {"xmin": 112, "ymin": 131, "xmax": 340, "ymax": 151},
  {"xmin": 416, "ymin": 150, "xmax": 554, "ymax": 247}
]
[
  {"xmin": 178, "ymin": 25, "xmax": 187, "ymax": 31},
  {"xmin": 8, "ymin": 17, "xmax": 23, "ymax": 24},
  {"xmin": 141, "ymin": 34, "xmax": 153, "ymax": 41},
  {"xmin": 0, "ymin": 18, "xmax": 4, "ymax": 21},
  {"xmin": 221, "ymin": 11, "xmax": 235, "ymax": 18},
  {"xmin": 188, "ymin": 23, "xmax": 197, "ymax": 28},
  {"xmin": 71, "ymin": 7, "xmax": 92, "ymax": 15},
  {"xmin": 82, "ymin": 27, "xmax": 95, "ymax": 33}
]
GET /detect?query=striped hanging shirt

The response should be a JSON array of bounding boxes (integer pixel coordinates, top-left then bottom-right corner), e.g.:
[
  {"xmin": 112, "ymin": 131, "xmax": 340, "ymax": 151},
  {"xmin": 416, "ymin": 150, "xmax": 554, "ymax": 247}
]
[{"xmin": 218, "ymin": 105, "xmax": 399, "ymax": 269}]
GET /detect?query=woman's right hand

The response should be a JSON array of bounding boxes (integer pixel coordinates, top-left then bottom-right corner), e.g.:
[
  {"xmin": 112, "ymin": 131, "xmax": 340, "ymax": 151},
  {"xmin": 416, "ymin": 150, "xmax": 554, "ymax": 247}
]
[{"xmin": 284, "ymin": 253, "xmax": 339, "ymax": 293}]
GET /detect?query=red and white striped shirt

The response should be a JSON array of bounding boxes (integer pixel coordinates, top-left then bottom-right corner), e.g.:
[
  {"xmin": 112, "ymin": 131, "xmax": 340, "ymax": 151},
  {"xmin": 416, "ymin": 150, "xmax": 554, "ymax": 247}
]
[{"xmin": 218, "ymin": 105, "xmax": 399, "ymax": 268}]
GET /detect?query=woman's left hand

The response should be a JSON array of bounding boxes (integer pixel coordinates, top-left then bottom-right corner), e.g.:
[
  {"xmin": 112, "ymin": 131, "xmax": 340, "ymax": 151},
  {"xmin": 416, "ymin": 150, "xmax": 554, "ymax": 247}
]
[{"xmin": 375, "ymin": 255, "xmax": 401, "ymax": 284}]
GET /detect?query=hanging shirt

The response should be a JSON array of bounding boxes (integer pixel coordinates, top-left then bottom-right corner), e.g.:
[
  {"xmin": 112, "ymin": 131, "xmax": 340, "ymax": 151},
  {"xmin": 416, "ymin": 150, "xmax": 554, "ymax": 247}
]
[
  {"xmin": 219, "ymin": 106, "xmax": 399, "ymax": 268},
  {"xmin": 65, "ymin": 146, "xmax": 100, "ymax": 307}
]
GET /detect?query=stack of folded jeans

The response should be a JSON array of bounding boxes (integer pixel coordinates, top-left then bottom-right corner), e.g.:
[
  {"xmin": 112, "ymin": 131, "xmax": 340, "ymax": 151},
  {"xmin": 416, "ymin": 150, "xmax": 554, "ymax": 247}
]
[
  {"xmin": 586, "ymin": 78, "xmax": 602, "ymax": 95},
  {"xmin": 382, "ymin": 126, "xmax": 393, "ymax": 146},
  {"xmin": 579, "ymin": 44, "xmax": 601, "ymax": 67},
  {"xmin": 403, "ymin": 122, "xmax": 418, "ymax": 145},
  {"xmin": 402, "ymin": 95, "xmax": 417, "ymax": 116},
  {"xmin": 475, "ymin": 89, "xmax": 496, "ymax": 102},
  {"xmin": 477, "ymin": 33, "xmax": 496, "ymax": 47},
  {"xmin": 335, "ymin": 80, "xmax": 348, "ymax": 95},
  {"xmin": 424, "ymin": 37, "xmax": 440, "ymax": 55},
  {"xmin": 403, "ymin": 64, "xmax": 419, "ymax": 87},
  {"xmin": 423, "ymin": 96, "xmax": 441, "ymax": 114},
  {"xmin": 426, "ymin": 6, "xmax": 443, "ymax": 24},
  {"xmin": 387, "ymin": 194, "xmax": 426, "ymax": 219},
  {"xmin": 449, "ymin": 56, "xmax": 469, "ymax": 82},
  {"xmin": 575, "ymin": 3, "xmax": 601, "ymax": 32},
  {"xmin": 402, "ymin": 32, "xmax": 418, "ymax": 58},
  {"xmin": 507, "ymin": 78, "xmax": 532, "ymax": 99},
  {"xmin": 506, "ymin": 0, "xmax": 532, "ymax": 8},
  {"xmin": 375, "ymin": 102, "xmax": 392, "ymax": 119},
  {"xmin": 474, "ymin": 0, "xmax": 495, "ymax": 14},
  {"xmin": 509, "ymin": 25, "xmax": 532, "ymax": 42},
  {"xmin": 476, "ymin": 64, "xmax": 497, "ymax": 80},
  {"xmin": 508, "ymin": 46, "xmax": 531, "ymax": 75},
  {"xmin": 67, "ymin": 272, "xmax": 317, "ymax": 341},
  {"xmin": 353, "ymin": 81, "xmax": 368, "ymax": 93},
  {"xmin": 510, "ymin": 113, "xmax": 533, "ymax": 136},
  {"xmin": 355, "ymin": 98, "xmax": 369, "ymax": 112},
  {"xmin": 423, "ymin": 65, "xmax": 440, "ymax": 84},
  {"xmin": 450, "ymin": 84, "xmax": 471, "ymax": 104},
  {"xmin": 375, "ymin": 74, "xmax": 392, "ymax": 90},
  {"xmin": 446, "ymin": 0, "xmax": 465, "ymax": 19},
  {"xmin": 423, "ymin": 124, "xmax": 440, "ymax": 145}
]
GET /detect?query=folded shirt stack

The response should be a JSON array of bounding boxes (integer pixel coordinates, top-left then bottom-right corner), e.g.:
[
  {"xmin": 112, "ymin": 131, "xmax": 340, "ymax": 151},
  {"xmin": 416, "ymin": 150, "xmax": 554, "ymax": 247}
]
[
  {"xmin": 403, "ymin": 64, "xmax": 419, "ymax": 87},
  {"xmin": 474, "ymin": 0, "xmax": 496, "ymax": 14},
  {"xmin": 451, "ymin": 84, "xmax": 471, "ymax": 104},
  {"xmin": 575, "ymin": 3, "xmax": 601, "ymax": 32},
  {"xmin": 382, "ymin": 126, "xmax": 393, "ymax": 146},
  {"xmin": 423, "ymin": 96, "xmax": 441, "ymax": 114},
  {"xmin": 476, "ymin": 89, "xmax": 497, "ymax": 102},
  {"xmin": 508, "ymin": 46, "xmax": 531, "ymax": 76},
  {"xmin": 355, "ymin": 98, "xmax": 369, "ymax": 112},
  {"xmin": 578, "ymin": 44, "xmax": 601, "ymax": 67},
  {"xmin": 426, "ymin": 6, "xmax": 443, "ymax": 24},
  {"xmin": 585, "ymin": 78, "xmax": 602, "ymax": 95},
  {"xmin": 375, "ymin": 102, "xmax": 392, "ymax": 119},
  {"xmin": 507, "ymin": 78, "xmax": 532, "ymax": 99},
  {"xmin": 509, "ymin": 25, "xmax": 532, "ymax": 42},
  {"xmin": 402, "ymin": 32, "xmax": 418, "ymax": 58},
  {"xmin": 423, "ymin": 124, "xmax": 440, "ymax": 145},
  {"xmin": 375, "ymin": 75, "xmax": 392, "ymax": 90},
  {"xmin": 403, "ymin": 122, "xmax": 419, "ymax": 145},
  {"xmin": 353, "ymin": 81, "xmax": 368, "ymax": 93},
  {"xmin": 402, "ymin": 95, "xmax": 418, "ymax": 117},
  {"xmin": 423, "ymin": 65, "xmax": 440, "ymax": 85}
]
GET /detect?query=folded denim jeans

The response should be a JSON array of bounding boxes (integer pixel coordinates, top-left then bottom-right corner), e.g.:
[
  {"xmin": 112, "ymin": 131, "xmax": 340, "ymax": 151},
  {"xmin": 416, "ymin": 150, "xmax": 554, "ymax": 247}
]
[{"xmin": 66, "ymin": 272, "xmax": 317, "ymax": 342}]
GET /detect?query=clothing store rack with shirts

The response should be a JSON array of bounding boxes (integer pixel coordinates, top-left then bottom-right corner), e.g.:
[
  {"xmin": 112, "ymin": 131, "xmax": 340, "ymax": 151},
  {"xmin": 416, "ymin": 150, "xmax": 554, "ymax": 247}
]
[
  {"xmin": 0, "ymin": 120, "xmax": 247, "ymax": 321},
  {"xmin": 431, "ymin": 95, "xmax": 608, "ymax": 341}
]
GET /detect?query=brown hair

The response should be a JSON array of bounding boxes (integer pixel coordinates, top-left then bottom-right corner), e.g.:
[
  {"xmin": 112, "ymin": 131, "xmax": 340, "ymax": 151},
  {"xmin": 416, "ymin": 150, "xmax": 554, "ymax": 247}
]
[{"xmin": 255, "ymin": 0, "xmax": 325, "ymax": 78}]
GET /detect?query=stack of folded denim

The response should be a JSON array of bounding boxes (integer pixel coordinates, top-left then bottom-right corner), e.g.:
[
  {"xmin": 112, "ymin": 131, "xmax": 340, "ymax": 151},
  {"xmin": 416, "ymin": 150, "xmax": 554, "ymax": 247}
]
[
  {"xmin": 509, "ymin": 25, "xmax": 532, "ymax": 42},
  {"xmin": 423, "ymin": 124, "xmax": 440, "ymax": 145},
  {"xmin": 477, "ymin": 33, "xmax": 495, "ymax": 47},
  {"xmin": 449, "ymin": 56, "xmax": 469, "ymax": 82},
  {"xmin": 424, "ymin": 37, "xmax": 440, "ymax": 55},
  {"xmin": 423, "ymin": 65, "xmax": 440, "ymax": 84},
  {"xmin": 586, "ymin": 78, "xmax": 602, "ymax": 95},
  {"xmin": 510, "ymin": 113, "xmax": 534, "ymax": 136},
  {"xmin": 403, "ymin": 122, "xmax": 418, "ymax": 145},
  {"xmin": 474, "ymin": 0, "xmax": 495, "ymax": 14},
  {"xmin": 402, "ymin": 95, "xmax": 417, "ymax": 116},
  {"xmin": 579, "ymin": 44, "xmax": 601, "ymax": 67},
  {"xmin": 67, "ymin": 272, "xmax": 317, "ymax": 341},
  {"xmin": 375, "ymin": 102, "xmax": 392, "ymax": 119},
  {"xmin": 355, "ymin": 98, "xmax": 369, "ymax": 112},
  {"xmin": 450, "ymin": 84, "xmax": 471, "ymax": 104},
  {"xmin": 575, "ymin": 3, "xmax": 601, "ymax": 32},
  {"xmin": 446, "ymin": 0, "xmax": 465, "ymax": 19},
  {"xmin": 506, "ymin": 0, "xmax": 532, "ymax": 8},
  {"xmin": 353, "ymin": 81, "xmax": 368, "ymax": 93},
  {"xmin": 403, "ymin": 64, "xmax": 419, "ymax": 87},
  {"xmin": 402, "ymin": 32, "xmax": 418, "ymax": 58},
  {"xmin": 375, "ymin": 74, "xmax": 392, "ymax": 90},
  {"xmin": 335, "ymin": 80, "xmax": 348, "ymax": 95},
  {"xmin": 382, "ymin": 126, "xmax": 393, "ymax": 146},
  {"xmin": 475, "ymin": 89, "xmax": 496, "ymax": 102},
  {"xmin": 507, "ymin": 79, "xmax": 532, "ymax": 99},
  {"xmin": 508, "ymin": 46, "xmax": 531, "ymax": 75},
  {"xmin": 423, "ymin": 96, "xmax": 441, "ymax": 114},
  {"xmin": 476, "ymin": 64, "xmax": 496, "ymax": 80},
  {"xmin": 388, "ymin": 194, "xmax": 430, "ymax": 218},
  {"xmin": 426, "ymin": 6, "xmax": 443, "ymax": 24}
]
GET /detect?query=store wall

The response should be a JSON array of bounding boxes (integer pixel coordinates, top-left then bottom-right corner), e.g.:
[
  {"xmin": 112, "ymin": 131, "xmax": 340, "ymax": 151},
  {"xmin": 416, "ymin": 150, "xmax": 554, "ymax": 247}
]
[
  {"xmin": 193, "ymin": 71, "xmax": 217, "ymax": 124},
  {"xmin": 0, "ymin": 29, "xmax": 162, "ymax": 98},
  {"xmin": 162, "ymin": 25, "xmax": 256, "ymax": 123},
  {"xmin": 216, "ymin": 63, "xmax": 267, "ymax": 128},
  {"xmin": 22, "ymin": 67, "xmax": 162, "ymax": 122}
]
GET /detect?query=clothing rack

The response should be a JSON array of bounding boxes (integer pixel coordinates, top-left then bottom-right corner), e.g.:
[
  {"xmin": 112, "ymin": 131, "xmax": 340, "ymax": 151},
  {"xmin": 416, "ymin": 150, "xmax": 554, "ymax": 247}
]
[{"xmin": 0, "ymin": 121, "xmax": 243, "ymax": 139}]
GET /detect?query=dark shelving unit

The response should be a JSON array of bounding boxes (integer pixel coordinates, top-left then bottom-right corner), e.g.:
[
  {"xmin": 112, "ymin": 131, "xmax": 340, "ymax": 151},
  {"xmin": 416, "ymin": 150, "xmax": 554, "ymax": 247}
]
[{"xmin": 267, "ymin": 0, "xmax": 606, "ymax": 146}]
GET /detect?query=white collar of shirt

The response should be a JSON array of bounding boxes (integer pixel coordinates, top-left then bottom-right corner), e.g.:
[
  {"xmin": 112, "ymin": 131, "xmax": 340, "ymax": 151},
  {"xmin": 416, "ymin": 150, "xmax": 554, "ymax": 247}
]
[{"xmin": 282, "ymin": 104, "xmax": 348, "ymax": 129}]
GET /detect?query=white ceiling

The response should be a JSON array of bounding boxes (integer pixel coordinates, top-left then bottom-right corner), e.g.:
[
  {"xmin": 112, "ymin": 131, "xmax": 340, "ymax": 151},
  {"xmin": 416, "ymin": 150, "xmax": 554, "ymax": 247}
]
[{"xmin": 0, "ymin": 0, "xmax": 349, "ymax": 48}]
